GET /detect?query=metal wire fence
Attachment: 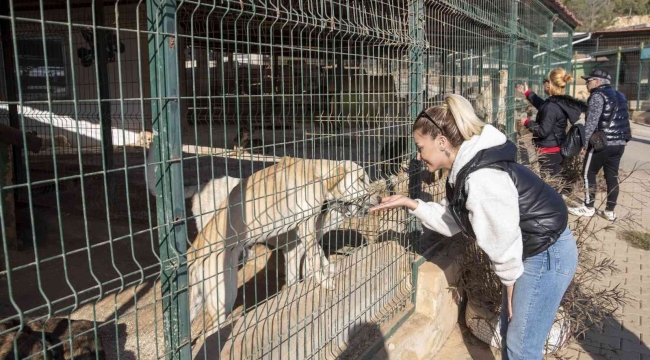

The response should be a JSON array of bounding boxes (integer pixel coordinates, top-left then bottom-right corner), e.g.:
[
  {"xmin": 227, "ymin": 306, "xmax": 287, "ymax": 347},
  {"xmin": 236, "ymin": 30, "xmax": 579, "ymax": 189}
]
[
  {"xmin": 569, "ymin": 32, "xmax": 650, "ymax": 112},
  {"xmin": 0, "ymin": 0, "xmax": 574, "ymax": 359}
]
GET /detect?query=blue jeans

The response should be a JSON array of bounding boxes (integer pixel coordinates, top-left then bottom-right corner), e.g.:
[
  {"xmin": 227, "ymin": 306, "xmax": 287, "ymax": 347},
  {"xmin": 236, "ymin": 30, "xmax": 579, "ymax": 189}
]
[{"xmin": 500, "ymin": 227, "xmax": 578, "ymax": 360}]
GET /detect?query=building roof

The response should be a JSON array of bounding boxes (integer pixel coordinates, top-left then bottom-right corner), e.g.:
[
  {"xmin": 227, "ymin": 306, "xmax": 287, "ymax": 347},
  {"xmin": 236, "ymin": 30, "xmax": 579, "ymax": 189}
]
[
  {"xmin": 540, "ymin": 0, "xmax": 582, "ymax": 29},
  {"xmin": 592, "ymin": 26, "xmax": 650, "ymax": 36}
]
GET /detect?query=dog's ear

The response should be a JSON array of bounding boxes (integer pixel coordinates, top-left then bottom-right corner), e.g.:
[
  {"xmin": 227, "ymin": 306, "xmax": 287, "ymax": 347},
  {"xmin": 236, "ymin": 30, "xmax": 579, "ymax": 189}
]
[
  {"xmin": 311, "ymin": 160, "xmax": 347, "ymax": 191},
  {"xmin": 326, "ymin": 166, "xmax": 347, "ymax": 191},
  {"xmin": 328, "ymin": 160, "xmax": 359, "ymax": 191}
]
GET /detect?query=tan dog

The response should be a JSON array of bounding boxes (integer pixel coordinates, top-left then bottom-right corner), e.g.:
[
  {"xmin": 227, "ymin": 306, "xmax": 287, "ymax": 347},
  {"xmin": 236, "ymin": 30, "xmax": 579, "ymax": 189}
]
[
  {"xmin": 188, "ymin": 157, "xmax": 380, "ymax": 331},
  {"xmin": 26, "ymin": 131, "xmax": 71, "ymax": 149}
]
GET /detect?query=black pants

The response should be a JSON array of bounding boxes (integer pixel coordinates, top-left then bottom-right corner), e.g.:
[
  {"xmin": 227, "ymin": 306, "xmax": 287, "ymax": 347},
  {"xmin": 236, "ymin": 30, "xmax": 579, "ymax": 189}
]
[
  {"xmin": 539, "ymin": 152, "xmax": 568, "ymax": 194},
  {"xmin": 583, "ymin": 145, "xmax": 625, "ymax": 211},
  {"xmin": 539, "ymin": 152, "xmax": 563, "ymax": 177}
]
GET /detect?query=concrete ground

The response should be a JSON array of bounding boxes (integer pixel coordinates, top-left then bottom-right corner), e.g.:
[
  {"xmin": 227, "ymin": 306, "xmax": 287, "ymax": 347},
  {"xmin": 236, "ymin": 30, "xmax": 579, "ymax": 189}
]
[{"xmin": 434, "ymin": 121, "xmax": 650, "ymax": 360}]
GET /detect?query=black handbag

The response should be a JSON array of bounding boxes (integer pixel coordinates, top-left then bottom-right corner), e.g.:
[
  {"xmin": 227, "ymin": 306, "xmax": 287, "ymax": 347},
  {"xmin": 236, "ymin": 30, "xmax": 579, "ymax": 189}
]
[
  {"xmin": 561, "ymin": 124, "xmax": 585, "ymax": 158},
  {"xmin": 590, "ymin": 131, "xmax": 608, "ymax": 152},
  {"xmin": 589, "ymin": 99, "xmax": 618, "ymax": 152}
]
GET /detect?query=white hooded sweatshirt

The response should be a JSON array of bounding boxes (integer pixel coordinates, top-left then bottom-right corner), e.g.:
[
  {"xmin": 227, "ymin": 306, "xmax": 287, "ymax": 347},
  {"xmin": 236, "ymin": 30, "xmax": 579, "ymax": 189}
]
[{"xmin": 410, "ymin": 124, "xmax": 524, "ymax": 286}]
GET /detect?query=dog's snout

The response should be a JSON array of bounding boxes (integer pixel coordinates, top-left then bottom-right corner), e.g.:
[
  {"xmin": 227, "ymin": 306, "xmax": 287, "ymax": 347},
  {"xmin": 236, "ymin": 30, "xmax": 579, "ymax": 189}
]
[{"xmin": 370, "ymin": 195, "xmax": 382, "ymax": 206}]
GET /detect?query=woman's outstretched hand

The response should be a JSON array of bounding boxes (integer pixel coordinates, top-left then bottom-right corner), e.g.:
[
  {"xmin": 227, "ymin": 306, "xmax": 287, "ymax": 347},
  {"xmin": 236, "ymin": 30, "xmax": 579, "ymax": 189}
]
[
  {"xmin": 515, "ymin": 82, "xmax": 529, "ymax": 95},
  {"xmin": 368, "ymin": 195, "xmax": 419, "ymax": 213}
]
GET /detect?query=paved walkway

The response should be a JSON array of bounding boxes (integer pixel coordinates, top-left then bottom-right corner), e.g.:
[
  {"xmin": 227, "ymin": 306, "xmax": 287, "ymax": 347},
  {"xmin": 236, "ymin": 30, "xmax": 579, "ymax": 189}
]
[{"xmin": 434, "ymin": 122, "xmax": 650, "ymax": 360}]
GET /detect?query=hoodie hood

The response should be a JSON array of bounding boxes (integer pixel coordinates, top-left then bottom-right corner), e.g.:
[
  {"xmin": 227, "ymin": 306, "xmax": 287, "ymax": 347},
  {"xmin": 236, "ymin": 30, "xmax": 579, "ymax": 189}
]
[
  {"xmin": 548, "ymin": 95, "xmax": 588, "ymax": 125},
  {"xmin": 448, "ymin": 124, "xmax": 507, "ymax": 185}
]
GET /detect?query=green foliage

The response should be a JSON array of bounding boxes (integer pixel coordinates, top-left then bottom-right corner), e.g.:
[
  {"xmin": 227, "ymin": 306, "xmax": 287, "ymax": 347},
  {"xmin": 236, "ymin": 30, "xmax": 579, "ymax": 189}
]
[
  {"xmin": 619, "ymin": 230, "xmax": 650, "ymax": 250},
  {"xmin": 563, "ymin": 0, "xmax": 650, "ymax": 31}
]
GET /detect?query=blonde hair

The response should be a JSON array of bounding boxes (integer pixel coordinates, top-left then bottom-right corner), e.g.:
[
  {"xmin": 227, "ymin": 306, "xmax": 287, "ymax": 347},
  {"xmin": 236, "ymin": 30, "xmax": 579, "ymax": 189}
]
[
  {"xmin": 413, "ymin": 94, "xmax": 485, "ymax": 148},
  {"xmin": 547, "ymin": 68, "xmax": 573, "ymax": 96}
]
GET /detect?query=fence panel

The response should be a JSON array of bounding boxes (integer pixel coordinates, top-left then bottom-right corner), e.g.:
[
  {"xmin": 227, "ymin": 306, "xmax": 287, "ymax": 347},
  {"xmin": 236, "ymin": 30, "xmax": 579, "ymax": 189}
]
[{"xmin": 0, "ymin": 0, "xmax": 573, "ymax": 359}]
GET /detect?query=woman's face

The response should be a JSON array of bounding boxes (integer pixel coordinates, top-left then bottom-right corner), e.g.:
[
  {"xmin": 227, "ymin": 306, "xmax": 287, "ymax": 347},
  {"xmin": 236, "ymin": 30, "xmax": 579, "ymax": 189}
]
[{"xmin": 414, "ymin": 129, "xmax": 452, "ymax": 172}]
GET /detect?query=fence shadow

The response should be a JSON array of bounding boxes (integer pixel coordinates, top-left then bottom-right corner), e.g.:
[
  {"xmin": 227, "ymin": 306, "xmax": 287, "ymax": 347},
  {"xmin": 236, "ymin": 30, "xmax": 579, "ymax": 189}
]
[
  {"xmin": 337, "ymin": 322, "xmax": 388, "ymax": 360},
  {"xmin": 572, "ymin": 315, "xmax": 650, "ymax": 359}
]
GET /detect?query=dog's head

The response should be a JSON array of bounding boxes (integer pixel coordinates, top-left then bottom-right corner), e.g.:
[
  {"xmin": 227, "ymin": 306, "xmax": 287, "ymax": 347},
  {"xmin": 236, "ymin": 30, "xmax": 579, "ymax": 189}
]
[
  {"xmin": 140, "ymin": 130, "xmax": 153, "ymax": 148},
  {"xmin": 317, "ymin": 160, "xmax": 381, "ymax": 217}
]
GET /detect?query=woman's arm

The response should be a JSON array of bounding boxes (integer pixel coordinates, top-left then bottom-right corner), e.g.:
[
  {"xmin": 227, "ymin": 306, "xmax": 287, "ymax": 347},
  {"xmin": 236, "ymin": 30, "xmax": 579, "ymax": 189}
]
[
  {"xmin": 525, "ymin": 104, "xmax": 556, "ymax": 140},
  {"xmin": 369, "ymin": 195, "xmax": 461, "ymax": 237},
  {"xmin": 583, "ymin": 93, "xmax": 604, "ymax": 148},
  {"xmin": 409, "ymin": 199, "xmax": 461, "ymax": 237},
  {"xmin": 525, "ymin": 90, "xmax": 545, "ymax": 110},
  {"xmin": 465, "ymin": 168, "xmax": 524, "ymax": 286}
]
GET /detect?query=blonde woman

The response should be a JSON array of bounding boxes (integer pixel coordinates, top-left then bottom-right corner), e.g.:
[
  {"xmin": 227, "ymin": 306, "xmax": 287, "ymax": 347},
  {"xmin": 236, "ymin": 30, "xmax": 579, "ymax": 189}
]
[
  {"xmin": 516, "ymin": 68, "xmax": 586, "ymax": 182},
  {"xmin": 370, "ymin": 95, "xmax": 578, "ymax": 360}
]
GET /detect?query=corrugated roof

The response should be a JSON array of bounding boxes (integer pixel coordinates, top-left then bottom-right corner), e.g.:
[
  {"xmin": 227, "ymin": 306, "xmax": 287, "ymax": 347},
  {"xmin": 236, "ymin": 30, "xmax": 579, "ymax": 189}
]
[{"xmin": 540, "ymin": 0, "xmax": 582, "ymax": 28}]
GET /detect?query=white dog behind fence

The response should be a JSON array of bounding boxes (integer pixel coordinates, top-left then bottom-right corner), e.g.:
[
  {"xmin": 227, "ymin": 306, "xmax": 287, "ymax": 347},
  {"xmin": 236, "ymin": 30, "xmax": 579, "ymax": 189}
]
[{"xmin": 145, "ymin": 146, "xmax": 381, "ymax": 336}]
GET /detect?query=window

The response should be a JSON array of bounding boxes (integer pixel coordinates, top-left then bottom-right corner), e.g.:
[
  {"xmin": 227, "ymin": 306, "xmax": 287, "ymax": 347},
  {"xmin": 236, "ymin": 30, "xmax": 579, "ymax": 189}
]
[{"xmin": 17, "ymin": 36, "xmax": 70, "ymax": 100}]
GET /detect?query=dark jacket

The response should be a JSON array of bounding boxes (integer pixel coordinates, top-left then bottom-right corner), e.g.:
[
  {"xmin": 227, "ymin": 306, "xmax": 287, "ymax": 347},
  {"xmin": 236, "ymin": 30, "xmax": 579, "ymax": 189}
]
[
  {"xmin": 525, "ymin": 93, "xmax": 587, "ymax": 148},
  {"xmin": 446, "ymin": 140, "xmax": 568, "ymax": 259},
  {"xmin": 590, "ymin": 84, "xmax": 632, "ymax": 143}
]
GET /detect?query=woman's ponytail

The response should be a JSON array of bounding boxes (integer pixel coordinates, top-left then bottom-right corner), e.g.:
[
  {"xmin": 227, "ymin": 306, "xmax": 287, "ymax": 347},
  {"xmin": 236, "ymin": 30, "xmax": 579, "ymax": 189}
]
[
  {"xmin": 413, "ymin": 94, "xmax": 485, "ymax": 149},
  {"xmin": 444, "ymin": 94, "xmax": 485, "ymax": 141}
]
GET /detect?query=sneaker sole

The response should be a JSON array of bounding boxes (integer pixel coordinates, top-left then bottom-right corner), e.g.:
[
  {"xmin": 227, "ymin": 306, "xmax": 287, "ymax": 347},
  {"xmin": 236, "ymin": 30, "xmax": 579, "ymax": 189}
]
[
  {"xmin": 597, "ymin": 211, "xmax": 617, "ymax": 221},
  {"xmin": 568, "ymin": 210, "xmax": 595, "ymax": 217}
]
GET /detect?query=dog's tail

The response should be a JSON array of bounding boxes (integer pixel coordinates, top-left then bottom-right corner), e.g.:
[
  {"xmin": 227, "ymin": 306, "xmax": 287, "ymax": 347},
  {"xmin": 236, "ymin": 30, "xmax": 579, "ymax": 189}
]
[{"xmin": 146, "ymin": 146, "xmax": 197, "ymax": 199}]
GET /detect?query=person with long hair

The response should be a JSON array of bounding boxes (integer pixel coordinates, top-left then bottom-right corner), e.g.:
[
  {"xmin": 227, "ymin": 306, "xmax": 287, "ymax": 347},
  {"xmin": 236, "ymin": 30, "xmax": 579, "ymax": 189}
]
[
  {"xmin": 516, "ymin": 68, "xmax": 586, "ymax": 190},
  {"xmin": 370, "ymin": 94, "xmax": 578, "ymax": 359}
]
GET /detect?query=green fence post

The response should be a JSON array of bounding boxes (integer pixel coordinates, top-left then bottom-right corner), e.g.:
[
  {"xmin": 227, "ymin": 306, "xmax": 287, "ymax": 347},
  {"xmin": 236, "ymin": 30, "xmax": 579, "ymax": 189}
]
[
  {"xmin": 409, "ymin": 0, "xmax": 423, "ymax": 121},
  {"xmin": 573, "ymin": 51, "xmax": 578, "ymax": 97},
  {"xmin": 646, "ymin": 55, "xmax": 650, "ymax": 99},
  {"xmin": 93, "ymin": 2, "xmax": 116, "ymax": 208},
  {"xmin": 616, "ymin": 47, "xmax": 622, "ymax": 91},
  {"xmin": 0, "ymin": 0, "xmax": 19, "ymax": 251},
  {"xmin": 638, "ymin": 43, "xmax": 644, "ymax": 111},
  {"xmin": 546, "ymin": 16, "xmax": 555, "ymax": 76},
  {"xmin": 408, "ymin": 0, "xmax": 424, "ymax": 267},
  {"xmin": 460, "ymin": 51, "xmax": 464, "ymax": 94},
  {"xmin": 505, "ymin": 0, "xmax": 518, "ymax": 134},
  {"xmin": 0, "ymin": 0, "xmax": 22, "ymax": 193},
  {"xmin": 0, "ymin": 143, "xmax": 17, "ymax": 254},
  {"xmin": 479, "ymin": 48, "xmax": 484, "ymax": 91},
  {"xmin": 452, "ymin": 52, "xmax": 457, "ymax": 93},
  {"xmin": 499, "ymin": 45, "xmax": 503, "ymax": 70},
  {"xmin": 425, "ymin": 51, "xmax": 430, "ymax": 100},
  {"xmin": 441, "ymin": 50, "xmax": 447, "ymax": 97},
  {"xmin": 491, "ymin": 45, "xmax": 499, "ymax": 123},
  {"xmin": 146, "ymin": 1, "xmax": 191, "ymax": 359}
]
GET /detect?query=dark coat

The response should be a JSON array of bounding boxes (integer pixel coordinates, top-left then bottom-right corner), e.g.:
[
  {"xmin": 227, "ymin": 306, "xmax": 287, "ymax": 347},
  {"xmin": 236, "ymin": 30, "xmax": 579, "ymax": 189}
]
[{"xmin": 525, "ymin": 93, "xmax": 587, "ymax": 148}]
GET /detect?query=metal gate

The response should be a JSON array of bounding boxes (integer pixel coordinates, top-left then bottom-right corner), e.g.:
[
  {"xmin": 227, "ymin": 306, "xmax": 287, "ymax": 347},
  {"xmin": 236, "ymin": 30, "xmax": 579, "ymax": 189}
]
[{"xmin": 0, "ymin": 0, "xmax": 575, "ymax": 359}]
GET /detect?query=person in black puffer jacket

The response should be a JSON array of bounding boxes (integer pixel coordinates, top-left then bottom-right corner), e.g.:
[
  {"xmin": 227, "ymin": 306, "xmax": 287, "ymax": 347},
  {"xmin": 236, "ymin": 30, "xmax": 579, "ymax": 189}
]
[
  {"xmin": 568, "ymin": 69, "xmax": 631, "ymax": 222},
  {"xmin": 516, "ymin": 68, "xmax": 587, "ymax": 184}
]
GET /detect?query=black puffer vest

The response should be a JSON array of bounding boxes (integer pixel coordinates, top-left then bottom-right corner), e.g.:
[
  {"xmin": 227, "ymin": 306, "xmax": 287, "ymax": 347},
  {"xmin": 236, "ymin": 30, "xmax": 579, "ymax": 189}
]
[
  {"xmin": 590, "ymin": 84, "xmax": 632, "ymax": 142},
  {"xmin": 446, "ymin": 141, "xmax": 568, "ymax": 259}
]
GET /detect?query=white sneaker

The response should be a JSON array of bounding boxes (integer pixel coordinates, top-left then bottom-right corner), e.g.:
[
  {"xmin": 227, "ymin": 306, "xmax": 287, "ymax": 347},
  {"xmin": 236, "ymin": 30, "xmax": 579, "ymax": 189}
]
[
  {"xmin": 568, "ymin": 206, "xmax": 595, "ymax": 217},
  {"xmin": 598, "ymin": 210, "xmax": 617, "ymax": 221}
]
